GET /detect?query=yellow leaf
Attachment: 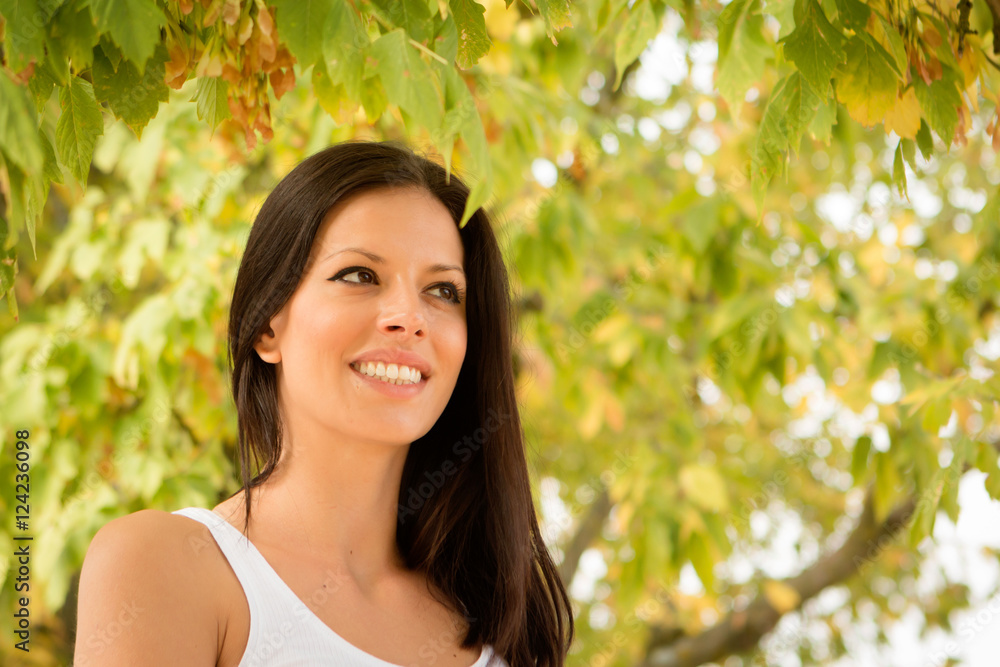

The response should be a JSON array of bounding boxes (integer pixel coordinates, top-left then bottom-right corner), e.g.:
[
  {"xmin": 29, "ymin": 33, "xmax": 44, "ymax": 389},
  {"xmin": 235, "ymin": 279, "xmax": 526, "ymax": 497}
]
[
  {"xmin": 763, "ymin": 580, "xmax": 801, "ymax": 613},
  {"xmin": 959, "ymin": 35, "xmax": 982, "ymax": 112},
  {"xmin": 679, "ymin": 464, "xmax": 730, "ymax": 513},
  {"xmin": 835, "ymin": 37, "xmax": 899, "ymax": 127},
  {"xmin": 883, "ymin": 87, "xmax": 921, "ymax": 139}
]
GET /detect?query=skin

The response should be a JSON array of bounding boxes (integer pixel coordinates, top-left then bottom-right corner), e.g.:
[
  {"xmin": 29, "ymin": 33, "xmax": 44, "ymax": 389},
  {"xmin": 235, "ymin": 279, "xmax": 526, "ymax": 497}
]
[{"xmin": 75, "ymin": 187, "xmax": 483, "ymax": 667}]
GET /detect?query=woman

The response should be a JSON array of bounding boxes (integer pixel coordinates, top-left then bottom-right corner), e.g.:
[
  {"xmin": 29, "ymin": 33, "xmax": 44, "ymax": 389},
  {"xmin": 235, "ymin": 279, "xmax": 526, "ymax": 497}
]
[{"xmin": 74, "ymin": 141, "xmax": 574, "ymax": 666}]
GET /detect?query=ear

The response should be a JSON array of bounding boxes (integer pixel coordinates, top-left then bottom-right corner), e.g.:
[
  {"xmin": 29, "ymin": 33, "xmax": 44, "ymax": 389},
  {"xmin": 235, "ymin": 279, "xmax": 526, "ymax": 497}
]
[{"xmin": 253, "ymin": 312, "xmax": 286, "ymax": 364}]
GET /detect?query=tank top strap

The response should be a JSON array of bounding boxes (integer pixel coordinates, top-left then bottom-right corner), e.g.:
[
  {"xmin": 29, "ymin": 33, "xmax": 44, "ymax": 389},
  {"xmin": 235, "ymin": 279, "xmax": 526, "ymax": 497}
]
[{"xmin": 171, "ymin": 507, "xmax": 301, "ymax": 640}]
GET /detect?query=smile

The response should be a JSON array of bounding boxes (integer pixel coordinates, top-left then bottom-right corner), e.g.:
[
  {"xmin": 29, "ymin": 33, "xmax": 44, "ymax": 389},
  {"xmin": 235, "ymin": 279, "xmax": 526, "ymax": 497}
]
[{"xmin": 350, "ymin": 361, "xmax": 423, "ymax": 386}]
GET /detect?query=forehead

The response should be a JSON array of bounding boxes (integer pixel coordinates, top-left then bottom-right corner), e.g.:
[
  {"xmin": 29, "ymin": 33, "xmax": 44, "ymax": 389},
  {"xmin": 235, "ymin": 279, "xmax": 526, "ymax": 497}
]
[{"xmin": 312, "ymin": 188, "xmax": 464, "ymax": 262}]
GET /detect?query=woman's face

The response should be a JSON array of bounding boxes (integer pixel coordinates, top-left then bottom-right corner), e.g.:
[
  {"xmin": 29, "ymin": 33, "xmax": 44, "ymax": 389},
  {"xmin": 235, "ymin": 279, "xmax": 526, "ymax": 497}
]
[{"xmin": 254, "ymin": 187, "xmax": 468, "ymax": 446}]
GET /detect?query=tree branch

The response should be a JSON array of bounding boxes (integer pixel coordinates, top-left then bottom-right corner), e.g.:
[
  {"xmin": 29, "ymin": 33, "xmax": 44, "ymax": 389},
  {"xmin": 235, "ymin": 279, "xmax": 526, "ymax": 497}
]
[
  {"xmin": 983, "ymin": 0, "xmax": 1000, "ymax": 54},
  {"xmin": 640, "ymin": 487, "xmax": 915, "ymax": 667},
  {"xmin": 558, "ymin": 487, "xmax": 613, "ymax": 587}
]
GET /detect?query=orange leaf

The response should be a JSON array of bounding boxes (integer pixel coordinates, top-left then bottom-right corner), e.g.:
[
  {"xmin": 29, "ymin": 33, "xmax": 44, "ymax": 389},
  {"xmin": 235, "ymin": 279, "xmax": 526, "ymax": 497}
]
[{"xmin": 269, "ymin": 68, "xmax": 296, "ymax": 99}]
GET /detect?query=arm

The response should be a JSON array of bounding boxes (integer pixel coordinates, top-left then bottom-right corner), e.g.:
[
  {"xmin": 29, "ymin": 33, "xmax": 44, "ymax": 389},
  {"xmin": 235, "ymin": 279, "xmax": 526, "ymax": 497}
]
[{"xmin": 74, "ymin": 510, "xmax": 220, "ymax": 667}]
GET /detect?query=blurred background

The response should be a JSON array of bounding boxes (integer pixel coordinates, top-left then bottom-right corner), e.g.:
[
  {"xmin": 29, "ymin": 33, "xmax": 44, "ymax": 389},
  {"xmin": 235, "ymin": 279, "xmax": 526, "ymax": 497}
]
[{"xmin": 1, "ymin": 0, "xmax": 999, "ymax": 665}]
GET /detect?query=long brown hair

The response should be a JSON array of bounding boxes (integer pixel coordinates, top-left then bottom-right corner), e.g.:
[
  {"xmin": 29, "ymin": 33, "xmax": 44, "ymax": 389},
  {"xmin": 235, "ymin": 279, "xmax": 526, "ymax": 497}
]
[{"xmin": 227, "ymin": 140, "xmax": 573, "ymax": 664}]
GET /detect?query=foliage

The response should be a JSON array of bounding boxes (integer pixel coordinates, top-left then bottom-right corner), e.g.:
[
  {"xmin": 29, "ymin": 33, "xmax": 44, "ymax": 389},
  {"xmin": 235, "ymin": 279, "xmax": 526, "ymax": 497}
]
[{"xmin": 1, "ymin": 0, "xmax": 999, "ymax": 665}]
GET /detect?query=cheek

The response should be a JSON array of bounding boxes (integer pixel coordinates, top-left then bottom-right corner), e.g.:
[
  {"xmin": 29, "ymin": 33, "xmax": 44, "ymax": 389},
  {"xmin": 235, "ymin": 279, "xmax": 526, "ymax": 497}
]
[{"xmin": 450, "ymin": 321, "xmax": 468, "ymax": 370}]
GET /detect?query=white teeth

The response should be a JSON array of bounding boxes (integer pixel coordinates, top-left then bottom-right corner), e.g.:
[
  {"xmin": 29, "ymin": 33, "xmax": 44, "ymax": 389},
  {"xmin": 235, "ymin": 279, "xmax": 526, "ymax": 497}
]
[{"xmin": 352, "ymin": 362, "xmax": 422, "ymax": 385}]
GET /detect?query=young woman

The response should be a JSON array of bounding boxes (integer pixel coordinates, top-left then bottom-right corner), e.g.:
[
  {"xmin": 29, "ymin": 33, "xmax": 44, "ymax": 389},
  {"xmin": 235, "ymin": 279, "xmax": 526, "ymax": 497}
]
[{"xmin": 74, "ymin": 141, "xmax": 574, "ymax": 666}]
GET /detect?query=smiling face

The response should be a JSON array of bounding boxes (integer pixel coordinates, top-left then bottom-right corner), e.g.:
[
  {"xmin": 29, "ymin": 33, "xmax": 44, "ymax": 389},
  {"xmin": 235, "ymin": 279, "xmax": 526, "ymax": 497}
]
[{"xmin": 253, "ymin": 187, "xmax": 469, "ymax": 446}]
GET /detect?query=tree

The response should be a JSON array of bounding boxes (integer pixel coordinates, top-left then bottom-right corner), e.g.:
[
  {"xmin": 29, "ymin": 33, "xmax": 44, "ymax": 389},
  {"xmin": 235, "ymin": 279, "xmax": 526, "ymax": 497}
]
[{"xmin": 0, "ymin": 0, "xmax": 998, "ymax": 664}]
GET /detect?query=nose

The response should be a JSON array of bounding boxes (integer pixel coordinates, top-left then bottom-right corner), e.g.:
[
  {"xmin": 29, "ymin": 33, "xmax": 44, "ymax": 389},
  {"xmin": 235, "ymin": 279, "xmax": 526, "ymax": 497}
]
[{"xmin": 376, "ymin": 281, "xmax": 427, "ymax": 339}]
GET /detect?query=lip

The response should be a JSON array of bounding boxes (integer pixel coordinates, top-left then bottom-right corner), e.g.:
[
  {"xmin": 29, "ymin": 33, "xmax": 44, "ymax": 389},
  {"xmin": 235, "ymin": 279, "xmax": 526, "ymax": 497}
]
[
  {"xmin": 349, "ymin": 363, "xmax": 427, "ymax": 398},
  {"xmin": 349, "ymin": 348, "xmax": 432, "ymax": 378}
]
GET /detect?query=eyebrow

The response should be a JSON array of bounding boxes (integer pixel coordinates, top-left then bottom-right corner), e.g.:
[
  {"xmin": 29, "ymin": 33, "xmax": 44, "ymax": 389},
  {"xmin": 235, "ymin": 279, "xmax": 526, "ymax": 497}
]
[{"xmin": 325, "ymin": 247, "xmax": 465, "ymax": 276}]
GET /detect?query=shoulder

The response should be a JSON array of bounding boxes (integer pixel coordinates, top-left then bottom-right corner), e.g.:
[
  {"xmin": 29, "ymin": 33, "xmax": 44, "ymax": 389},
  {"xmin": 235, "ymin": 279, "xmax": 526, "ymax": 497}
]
[{"xmin": 75, "ymin": 510, "xmax": 222, "ymax": 666}]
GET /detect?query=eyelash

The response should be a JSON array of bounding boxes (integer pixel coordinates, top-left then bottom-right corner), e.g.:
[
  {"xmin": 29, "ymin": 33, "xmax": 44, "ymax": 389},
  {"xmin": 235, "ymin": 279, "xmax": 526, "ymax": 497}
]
[{"xmin": 329, "ymin": 265, "xmax": 466, "ymax": 305}]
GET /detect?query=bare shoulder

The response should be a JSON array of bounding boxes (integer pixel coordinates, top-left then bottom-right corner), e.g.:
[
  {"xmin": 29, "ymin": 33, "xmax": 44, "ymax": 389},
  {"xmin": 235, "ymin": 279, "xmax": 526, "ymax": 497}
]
[{"xmin": 75, "ymin": 510, "xmax": 222, "ymax": 667}]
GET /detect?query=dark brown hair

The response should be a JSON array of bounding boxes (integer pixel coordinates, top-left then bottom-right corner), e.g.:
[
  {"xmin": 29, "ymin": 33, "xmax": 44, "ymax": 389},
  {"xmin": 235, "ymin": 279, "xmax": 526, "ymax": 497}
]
[{"xmin": 227, "ymin": 140, "xmax": 573, "ymax": 665}]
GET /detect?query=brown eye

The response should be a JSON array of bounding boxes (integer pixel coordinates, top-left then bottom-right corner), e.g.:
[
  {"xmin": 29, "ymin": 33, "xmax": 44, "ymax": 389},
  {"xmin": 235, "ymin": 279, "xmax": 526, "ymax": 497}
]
[
  {"xmin": 332, "ymin": 266, "xmax": 377, "ymax": 284},
  {"xmin": 431, "ymin": 283, "xmax": 464, "ymax": 304}
]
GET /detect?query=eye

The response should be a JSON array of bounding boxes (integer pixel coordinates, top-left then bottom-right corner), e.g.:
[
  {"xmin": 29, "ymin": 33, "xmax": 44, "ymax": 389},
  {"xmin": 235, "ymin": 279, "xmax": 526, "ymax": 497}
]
[
  {"xmin": 331, "ymin": 266, "xmax": 377, "ymax": 284},
  {"xmin": 431, "ymin": 283, "xmax": 465, "ymax": 305}
]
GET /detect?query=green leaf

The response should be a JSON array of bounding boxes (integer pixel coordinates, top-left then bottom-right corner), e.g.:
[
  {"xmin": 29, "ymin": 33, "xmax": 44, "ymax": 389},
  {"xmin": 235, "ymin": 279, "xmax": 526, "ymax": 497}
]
[
  {"xmin": 192, "ymin": 77, "xmax": 231, "ymax": 132},
  {"xmin": 834, "ymin": 34, "xmax": 899, "ymax": 127},
  {"xmin": 371, "ymin": 0, "xmax": 435, "ymax": 42},
  {"xmin": 23, "ymin": 170, "xmax": 47, "ymax": 257},
  {"xmin": 312, "ymin": 62, "xmax": 355, "ymax": 123},
  {"xmin": 613, "ymin": 0, "xmax": 657, "ymax": 91},
  {"xmin": 92, "ymin": 43, "xmax": 169, "ymax": 138},
  {"xmin": 751, "ymin": 72, "xmax": 821, "ymax": 213},
  {"xmin": 359, "ymin": 75, "xmax": 388, "ymax": 124},
  {"xmin": 940, "ymin": 438, "xmax": 971, "ymax": 523},
  {"xmin": 4, "ymin": 159, "xmax": 28, "ymax": 240},
  {"xmin": 764, "ymin": 0, "xmax": 795, "ymax": 39},
  {"xmin": 687, "ymin": 531, "xmax": 715, "ymax": 590},
  {"xmin": 0, "ymin": 216, "xmax": 17, "ymax": 320},
  {"xmin": 44, "ymin": 0, "xmax": 98, "ymax": 79},
  {"xmin": 900, "ymin": 137, "xmax": 916, "ymax": 171},
  {"xmin": 28, "ymin": 65, "xmax": 58, "ymax": 111},
  {"xmin": 369, "ymin": 29, "xmax": 444, "ymax": 130},
  {"xmin": 270, "ymin": 0, "xmax": 332, "ymax": 67},
  {"xmin": 47, "ymin": 0, "xmax": 99, "ymax": 72},
  {"xmin": 39, "ymin": 127, "xmax": 62, "ymax": 184},
  {"xmin": 56, "ymin": 77, "xmax": 105, "ymax": 185},
  {"xmin": 89, "ymin": 0, "xmax": 165, "ymax": 74},
  {"xmin": 808, "ymin": 93, "xmax": 837, "ymax": 143},
  {"xmin": 0, "ymin": 72, "xmax": 46, "ymax": 174},
  {"xmin": 780, "ymin": 0, "xmax": 845, "ymax": 94},
  {"xmin": 780, "ymin": 71, "xmax": 824, "ymax": 153},
  {"xmin": 431, "ymin": 12, "xmax": 458, "ymax": 64},
  {"xmin": 921, "ymin": 397, "xmax": 953, "ymax": 434},
  {"xmin": 908, "ymin": 469, "xmax": 942, "ymax": 548},
  {"xmin": 876, "ymin": 15, "xmax": 907, "ymax": 75},
  {"xmin": 451, "ymin": 0, "xmax": 491, "ymax": 68},
  {"xmin": 976, "ymin": 440, "xmax": 1000, "ymax": 501},
  {"xmin": 99, "ymin": 34, "xmax": 122, "ymax": 72},
  {"xmin": 0, "ymin": 0, "xmax": 48, "ymax": 71},
  {"xmin": 323, "ymin": 0, "xmax": 369, "ymax": 101},
  {"xmin": 851, "ymin": 436, "xmax": 872, "ymax": 483},
  {"xmin": 832, "ymin": 0, "xmax": 869, "ymax": 31},
  {"xmin": 2, "ymin": 150, "xmax": 45, "ymax": 259},
  {"xmin": 859, "ymin": 30, "xmax": 902, "ymax": 78},
  {"xmin": 873, "ymin": 450, "xmax": 902, "ymax": 523},
  {"xmin": 438, "ymin": 67, "xmax": 490, "ymax": 226},
  {"xmin": 717, "ymin": 0, "xmax": 771, "ymax": 117},
  {"xmin": 913, "ymin": 67, "xmax": 962, "ymax": 148},
  {"xmin": 536, "ymin": 0, "xmax": 572, "ymax": 44},
  {"xmin": 916, "ymin": 119, "xmax": 934, "ymax": 159},
  {"xmin": 892, "ymin": 140, "xmax": 907, "ymax": 199}
]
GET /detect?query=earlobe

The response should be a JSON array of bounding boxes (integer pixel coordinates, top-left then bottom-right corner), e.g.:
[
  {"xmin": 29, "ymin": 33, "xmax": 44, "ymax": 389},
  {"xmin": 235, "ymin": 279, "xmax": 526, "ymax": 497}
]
[{"xmin": 253, "ymin": 325, "xmax": 282, "ymax": 364}]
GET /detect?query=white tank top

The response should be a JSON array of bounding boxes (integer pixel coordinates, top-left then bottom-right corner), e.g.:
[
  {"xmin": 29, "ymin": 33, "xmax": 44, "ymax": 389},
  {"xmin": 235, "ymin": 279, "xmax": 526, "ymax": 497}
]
[{"xmin": 172, "ymin": 507, "xmax": 506, "ymax": 667}]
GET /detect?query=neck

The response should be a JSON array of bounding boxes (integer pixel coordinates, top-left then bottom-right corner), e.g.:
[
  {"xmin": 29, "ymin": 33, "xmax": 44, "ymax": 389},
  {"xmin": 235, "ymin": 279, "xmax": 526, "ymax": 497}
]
[{"xmin": 239, "ymin": 418, "xmax": 412, "ymax": 590}]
